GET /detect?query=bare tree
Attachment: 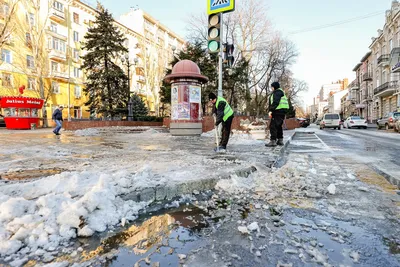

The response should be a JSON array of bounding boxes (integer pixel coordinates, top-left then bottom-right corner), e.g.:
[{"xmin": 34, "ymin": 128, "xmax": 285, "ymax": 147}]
[
  {"xmin": 249, "ymin": 36, "xmax": 298, "ymax": 116},
  {"xmin": 0, "ymin": 0, "xmax": 20, "ymax": 49},
  {"xmin": 11, "ymin": 0, "xmax": 56, "ymax": 127},
  {"xmin": 185, "ymin": 0, "xmax": 300, "ymax": 116}
]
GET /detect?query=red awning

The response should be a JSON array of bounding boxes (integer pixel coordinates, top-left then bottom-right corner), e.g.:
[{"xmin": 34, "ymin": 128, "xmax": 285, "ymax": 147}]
[{"xmin": 0, "ymin": 96, "xmax": 44, "ymax": 109}]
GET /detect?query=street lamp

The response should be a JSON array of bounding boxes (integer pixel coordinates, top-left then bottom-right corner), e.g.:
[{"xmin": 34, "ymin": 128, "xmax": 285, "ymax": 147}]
[{"xmin": 121, "ymin": 55, "xmax": 138, "ymax": 121}]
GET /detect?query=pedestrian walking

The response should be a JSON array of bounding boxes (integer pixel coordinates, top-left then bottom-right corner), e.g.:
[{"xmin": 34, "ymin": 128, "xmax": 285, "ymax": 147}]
[
  {"xmin": 266, "ymin": 82, "xmax": 289, "ymax": 147},
  {"xmin": 52, "ymin": 105, "xmax": 64, "ymax": 135},
  {"xmin": 209, "ymin": 92, "xmax": 234, "ymax": 151}
]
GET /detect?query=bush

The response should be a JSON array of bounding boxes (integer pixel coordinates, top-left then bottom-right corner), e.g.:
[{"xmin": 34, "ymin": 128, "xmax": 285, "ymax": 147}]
[{"xmin": 131, "ymin": 116, "xmax": 164, "ymax": 122}]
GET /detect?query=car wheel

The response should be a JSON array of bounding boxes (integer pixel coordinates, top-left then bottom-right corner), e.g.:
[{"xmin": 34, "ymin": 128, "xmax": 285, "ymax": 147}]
[{"xmin": 385, "ymin": 124, "xmax": 389, "ymax": 130}]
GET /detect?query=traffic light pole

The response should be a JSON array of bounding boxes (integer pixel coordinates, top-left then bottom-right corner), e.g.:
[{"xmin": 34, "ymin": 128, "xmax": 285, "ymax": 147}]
[{"xmin": 218, "ymin": 13, "xmax": 223, "ymax": 97}]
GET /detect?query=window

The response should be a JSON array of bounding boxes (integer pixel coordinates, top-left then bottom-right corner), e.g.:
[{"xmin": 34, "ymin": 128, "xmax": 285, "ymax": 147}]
[
  {"xmin": 1, "ymin": 49, "xmax": 11, "ymax": 63},
  {"xmin": 2, "ymin": 73, "xmax": 12, "ymax": 87},
  {"xmin": 53, "ymin": 1, "xmax": 64, "ymax": 11},
  {"xmin": 26, "ymin": 55, "xmax": 34, "ymax": 68},
  {"xmin": 390, "ymin": 39, "xmax": 393, "ymax": 52},
  {"xmin": 26, "ymin": 13, "xmax": 35, "ymax": 26},
  {"xmin": 51, "ymin": 37, "xmax": 66, "ymax": 52},
  {"xmin": 74, "ymin": 86, "xmax": 81, "ymax": 98},
  {"xmin": 73, "ymin": 49, "xmax": 79, "ymax": 60},
  {"xmin": 26, "ymin": 33, "xmax": 31, "ymax": 46},
  {"xmin": 50, "ymin": 22, "xmax": 58, "ymax": 33},
  {"xmin": 28, "ymin": 77, "xmax": 36, "ymax": 90},
  {"xmin": 73, "ymin": 106, "xmax": 82, "ymax": 118},
  {"xmin": 73, "ymin": 31, "xmax": 79, "ymax": 42},
  {"xmin": 52, "ymin": 81, "xmax": 60, "ymax": 94},
  {"xmin": 2, "ymin": 3, "xmax": 9, "ymax": 16},
  {"xmin": 74, "ymin": 67, "xmax": 80, "ymax": 78},
  {"xmin": 382, "ymin": 70, "xmax": 386, "ymax": 84},
  {"xmin": 51, "ymin": 61, "xmax": 59, "ymax": 72},
  {"xmin": 73, "ymin": 12, "xmax": 79, "ymax": 24}
]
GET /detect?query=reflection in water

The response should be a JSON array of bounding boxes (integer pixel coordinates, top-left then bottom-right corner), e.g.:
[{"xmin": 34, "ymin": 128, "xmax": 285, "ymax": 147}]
[{"xmin": 81, "ymin": 207, "xmax": 209, "ymax": 265}]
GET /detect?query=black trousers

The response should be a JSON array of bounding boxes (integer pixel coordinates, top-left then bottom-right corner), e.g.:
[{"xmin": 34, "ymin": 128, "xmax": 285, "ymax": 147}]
[
  {"xmin": 269, "ymin": 113, "xmax": 285, "ymax": 140},
  {"xmin": 220, "ymin": 115, "xmax": 234, "ymax": 148}
]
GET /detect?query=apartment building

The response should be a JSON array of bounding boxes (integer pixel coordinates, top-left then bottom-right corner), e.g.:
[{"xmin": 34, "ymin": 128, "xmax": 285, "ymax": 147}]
[
  {"xmin": 318, "ymin": 79, "xmax": 348, "ymax": 102},
  {"xmin": 328, "ymin": 90, "xmax": 347, "ymax": 114},
  {"xmin": 119, "ymin": 8, "xmax": 186, "ymax": 114},
  {"xmin": 0, "ymin": 0, "xmax": 185, "ymax": 121},
  {"xmin": 369, "ymin": 1, "xmax": 400, "ymax": 120}
]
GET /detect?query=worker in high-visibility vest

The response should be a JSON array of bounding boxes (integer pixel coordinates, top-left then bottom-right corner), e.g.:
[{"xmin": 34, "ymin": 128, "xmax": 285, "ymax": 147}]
[
  {"xmin": 209, "ymin": 92, "xmax": 234, "ymax": 151},
  {"xmin": 266, "ymin": 82, "xmax": 289, "ymax": 147}
]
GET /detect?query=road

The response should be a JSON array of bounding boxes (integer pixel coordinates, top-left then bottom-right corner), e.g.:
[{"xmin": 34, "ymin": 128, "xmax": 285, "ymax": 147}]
[{"xmin": 287, "ymin": 125, "xmax": 400, "ymax": 186}]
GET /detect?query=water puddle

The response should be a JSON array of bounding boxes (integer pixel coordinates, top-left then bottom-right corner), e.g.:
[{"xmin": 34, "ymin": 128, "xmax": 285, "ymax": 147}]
[
  {"xmin": 0, "ymin": 168, "xmax": 65, "ymax": 180},
  {"xmin": 72, "ymin": 206, "xmax": 213, "ymax": 266}
]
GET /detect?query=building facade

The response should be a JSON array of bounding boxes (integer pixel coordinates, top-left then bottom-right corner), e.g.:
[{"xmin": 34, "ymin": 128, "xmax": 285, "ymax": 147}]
[
  {"xmin": 0, "ymin": 0, "xmax": 185, "ymax": 123},
  {"xmin": 369, "ymin": 1, "xmax": 400, "ymax": 120}
]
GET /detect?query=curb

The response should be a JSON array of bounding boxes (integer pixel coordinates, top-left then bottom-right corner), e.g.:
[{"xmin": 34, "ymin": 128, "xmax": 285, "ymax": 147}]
[
  {"xmin": 120, "ymin": 166, "xmax": 258, "ymax": 203},
  {"xmin": 271, "ymin": 130, "xmax": 296, "ymax": 168}
]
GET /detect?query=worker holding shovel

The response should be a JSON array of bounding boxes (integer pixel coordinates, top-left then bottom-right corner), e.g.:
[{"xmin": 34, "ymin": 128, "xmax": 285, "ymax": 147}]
[{"xmin": 209, "ymin": 93, "xmax": 234, "ymax": 152}]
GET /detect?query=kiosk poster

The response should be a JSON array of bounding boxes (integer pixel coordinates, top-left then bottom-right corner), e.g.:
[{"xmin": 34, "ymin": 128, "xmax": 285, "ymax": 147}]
[
  {"xmin": 179, "ymin": 85, "xmax": 189, "ymax": 102},
  {"xmin": 172, "ymin": 105, "xmax": 179, "ymax": 120},
  {"xmin": 190, "ymin": 103, "xmax": 200, "ymax": 120},
  {"xmin": 178, "ymin": 102, "xmax": 190, "ymax": 119},
  {"xmin": 189, "ymin": 86, "xmax": 201, "ymax": 103},
  {"xmin": 171, "ymin": 86, "xmax": 178, "ymax": 103}
]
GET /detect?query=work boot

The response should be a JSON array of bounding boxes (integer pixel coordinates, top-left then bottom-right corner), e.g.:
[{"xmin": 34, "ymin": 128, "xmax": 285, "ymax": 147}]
[
  {"xmin": 277, "ymin": 138, "xmax": 284, "ymax": 146},
  {"xmin": 265, "ymin": 140, "xmax": 277, "ymax": 147}
]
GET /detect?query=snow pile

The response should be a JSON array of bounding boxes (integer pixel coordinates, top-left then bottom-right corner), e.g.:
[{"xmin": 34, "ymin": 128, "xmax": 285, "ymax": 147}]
[
  {"xmin": 0, "ymin": 168, "xmax": 153, "ymax": 257},
  {"xmin": 74, "ymin": 128, "xmax": 100, "ymax": 136},
  {"xmin": 216, "ymin": 162, "xmax": 329, "ymax": 201},
  {"xmin": 229, "ymin": 131, "xmax": 264, "ymax": 145},
  {"xmin": 201, "ymin": 129, "xmax": 217, "ymax": 138}
]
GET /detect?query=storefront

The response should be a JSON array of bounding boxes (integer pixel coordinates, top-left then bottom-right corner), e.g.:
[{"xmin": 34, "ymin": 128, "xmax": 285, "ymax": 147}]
[{"xmin": 0, "ymin": 96, "xmax": 44, "ymax": 130}]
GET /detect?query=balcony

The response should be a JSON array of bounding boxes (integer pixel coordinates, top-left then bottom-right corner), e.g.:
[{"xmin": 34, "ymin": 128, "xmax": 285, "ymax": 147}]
[
  {"xmin": 49, "ymin": 49, "xmax": 66, "ymax": 62},
  {"xmin": 362, "ymin": 72, "xmax": 373, "ymax": 81},
  {"xmin": 49, "ymin": 8, "xmax": 65, "ymax": 22},
  {"xmin": 46, "ymin": 28, "xmax": 67, "ymax": 41},
  {"xmin": 50, "ymin": 70, "xmax": 69, "ymax": 80},
  {"xmin": 374, "ymin": 81, "xmax": 398, "ymax": 97},
  {"xmin": 377, "ymin": 54, "xmax": 390, "ymax": 67},
  {"xmin": 349, "ymin": 79, "xmax": 360, "ymax": 90}
]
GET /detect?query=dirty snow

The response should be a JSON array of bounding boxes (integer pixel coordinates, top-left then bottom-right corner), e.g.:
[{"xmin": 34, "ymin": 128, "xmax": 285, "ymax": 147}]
[{"xmin": 0, "ymin": 126, "xmax": 291, "ymax": 260}]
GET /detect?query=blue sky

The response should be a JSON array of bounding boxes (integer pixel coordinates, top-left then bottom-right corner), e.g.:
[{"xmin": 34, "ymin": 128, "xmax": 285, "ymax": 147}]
[{"xmin": 89, "ymin": 0, "xmax": 392, "ymax": 106}]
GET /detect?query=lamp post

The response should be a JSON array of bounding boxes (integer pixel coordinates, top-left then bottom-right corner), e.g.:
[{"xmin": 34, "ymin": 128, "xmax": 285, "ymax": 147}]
[{"xmin": 121, "ymin": 55, "xmax": 138, "ymax": 121}]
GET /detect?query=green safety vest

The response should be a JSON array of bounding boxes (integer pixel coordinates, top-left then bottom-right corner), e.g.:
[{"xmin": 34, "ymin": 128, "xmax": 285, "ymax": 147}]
[
  {"xmin": 216, "ymin": 96, "xmax": 234, "ymax": 121},
  {"xmin": 270, "ymin": 88, "xmax": 289, "ymax": 110}
]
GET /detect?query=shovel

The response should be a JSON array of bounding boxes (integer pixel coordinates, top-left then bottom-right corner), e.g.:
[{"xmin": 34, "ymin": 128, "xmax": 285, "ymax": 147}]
[{"xmin": 214, "ymin": 115, "xmax": 220, "ymax": 152}]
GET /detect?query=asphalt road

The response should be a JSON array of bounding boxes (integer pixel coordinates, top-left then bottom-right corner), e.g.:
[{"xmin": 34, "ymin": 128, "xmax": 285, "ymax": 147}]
[{"xmin": 287, "ymin": 125, "xmax": 400, "ymax": 186}]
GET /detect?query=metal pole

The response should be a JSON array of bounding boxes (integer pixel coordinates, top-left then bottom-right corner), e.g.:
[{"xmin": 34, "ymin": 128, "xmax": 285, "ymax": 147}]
[{"xmin": 218, "ymin": 13, "xmax": 223, "ymax": 97}]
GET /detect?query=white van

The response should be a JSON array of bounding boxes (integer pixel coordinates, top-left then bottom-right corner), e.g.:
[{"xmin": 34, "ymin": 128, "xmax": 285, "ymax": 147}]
[{"xmin": 320, "ymin": 113, "xmax": 341, "ymax": 130}]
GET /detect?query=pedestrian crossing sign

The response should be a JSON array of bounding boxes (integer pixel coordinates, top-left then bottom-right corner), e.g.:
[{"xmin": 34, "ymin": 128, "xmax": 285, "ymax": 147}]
[{"xmin": 207, "ymin": 0, "xmax": 235, "ymax": 15}]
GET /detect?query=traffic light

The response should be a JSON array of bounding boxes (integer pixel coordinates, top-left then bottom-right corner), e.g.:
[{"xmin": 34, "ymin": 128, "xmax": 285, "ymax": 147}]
[
  {"xmin": 223, "ymin": 43, "xmax": 235, "ymax": 68},
  {"xmin": 207, "ymin": 13, "xmax": 221, "ymax": 54}
]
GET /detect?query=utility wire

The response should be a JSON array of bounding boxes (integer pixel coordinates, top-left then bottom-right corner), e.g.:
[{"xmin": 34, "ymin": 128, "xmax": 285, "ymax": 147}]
[{"xmin": 288, "ymin": 11, "xmax": 385, "ymax": 35}]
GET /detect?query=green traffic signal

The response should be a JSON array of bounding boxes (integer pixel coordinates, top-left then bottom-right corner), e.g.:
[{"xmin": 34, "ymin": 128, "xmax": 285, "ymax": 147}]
[{"xmin": 207, "ymin": 13, "xmax": 221, "ymax": 54}]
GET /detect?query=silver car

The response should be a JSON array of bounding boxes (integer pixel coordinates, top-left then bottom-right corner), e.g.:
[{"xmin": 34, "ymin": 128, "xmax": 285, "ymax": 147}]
[{"xmin": 377, "ymin": 112, "xmax": 400, "ymax": 130}]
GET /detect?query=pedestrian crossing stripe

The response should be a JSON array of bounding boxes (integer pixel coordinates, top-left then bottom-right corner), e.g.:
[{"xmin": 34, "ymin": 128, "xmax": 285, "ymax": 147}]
[{"xmin": 207, "ymin": 0, "xmax": 235, "ymax": 14}]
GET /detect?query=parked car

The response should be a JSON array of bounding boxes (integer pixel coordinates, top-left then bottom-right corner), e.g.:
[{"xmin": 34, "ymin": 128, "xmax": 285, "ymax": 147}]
[
  {"xmin": 0, "ymin": 114, "xmax": 5, "ymax": 128},
  {"xmin": 394, "ymin": 117, "xmax": 400, "ymax": 133},
  {"xmin": 377, "ymin": 112, "xmax": 400, "ymax": 130},
  {"xmin": 320, "ymin": 113, "xmax": 341, "ymax": 130},
  {"xmin": 297, "ymin": 118, "xmax": 310, "ymax": 128},
  {"xmin": 344, "ymin": 116, "xmax": 368, "ymax": 129}
]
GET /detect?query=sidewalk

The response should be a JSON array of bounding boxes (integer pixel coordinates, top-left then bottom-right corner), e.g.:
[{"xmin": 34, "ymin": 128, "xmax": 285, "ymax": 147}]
[{"xmin": 0, "ymin": 127, "xmax": 294, "ymax": 260}]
